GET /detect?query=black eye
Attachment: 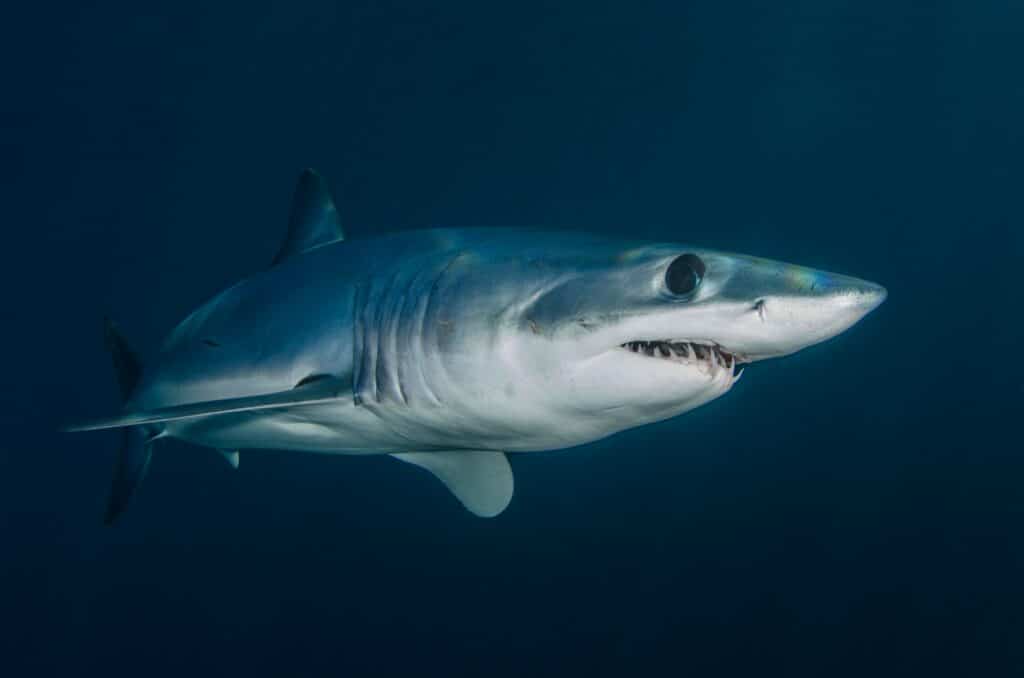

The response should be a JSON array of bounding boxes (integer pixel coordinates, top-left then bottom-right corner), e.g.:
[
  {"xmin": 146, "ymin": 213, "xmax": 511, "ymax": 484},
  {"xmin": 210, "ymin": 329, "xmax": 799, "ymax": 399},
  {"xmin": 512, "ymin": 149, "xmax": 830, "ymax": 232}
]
[{"xmin": 665, "ymin": 254, "xmax": 705, "ymax": 296}]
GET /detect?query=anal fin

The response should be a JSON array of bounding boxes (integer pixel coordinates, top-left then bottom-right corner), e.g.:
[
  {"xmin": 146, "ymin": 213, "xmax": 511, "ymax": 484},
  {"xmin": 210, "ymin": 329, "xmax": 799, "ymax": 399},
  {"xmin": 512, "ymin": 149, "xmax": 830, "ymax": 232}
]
[
  {"xmin": 392, "ymin": 451, "xmax": 514, "ymax": 518},
  {"xmin": 218, "ymin": 449, "xmax": 239, "ymax": 469}
]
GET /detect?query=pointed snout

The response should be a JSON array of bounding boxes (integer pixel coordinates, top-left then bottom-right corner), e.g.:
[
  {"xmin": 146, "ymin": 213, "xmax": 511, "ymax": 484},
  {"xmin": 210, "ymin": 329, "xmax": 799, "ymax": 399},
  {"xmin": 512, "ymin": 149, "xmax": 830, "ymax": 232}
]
[
  {"xmin": 817, "ymin": 274, "xmax": 887, "ymax": 314},
  {"xmin": 759, "ymin": 268, "xmax": 886, "ymax": 359},
  {"xmin": 711, "ymin": 256, "xmax": 887, "ymax": 362},
  {"xmin": 859, "ymin": 281, "xmax": 888, "ymax": 310}
]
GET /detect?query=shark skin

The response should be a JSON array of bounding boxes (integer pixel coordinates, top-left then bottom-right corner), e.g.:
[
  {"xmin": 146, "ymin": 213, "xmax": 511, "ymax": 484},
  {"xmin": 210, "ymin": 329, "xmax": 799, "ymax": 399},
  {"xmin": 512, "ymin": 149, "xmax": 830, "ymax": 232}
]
[{"xmin": 70, "ymin": 171, "xmax": 886, "ymax": 521}]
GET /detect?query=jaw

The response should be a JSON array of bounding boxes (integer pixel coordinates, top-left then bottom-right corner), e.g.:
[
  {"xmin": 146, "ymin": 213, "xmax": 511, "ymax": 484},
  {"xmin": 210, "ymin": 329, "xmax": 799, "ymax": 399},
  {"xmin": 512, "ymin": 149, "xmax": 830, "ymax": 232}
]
[
  {"xmin": 560, "ymin": 338, "xmax": 742, "ymax": 427},
  {"xmin": 617, "ymin": 338, "xmax": 746, "ymax": 381}
]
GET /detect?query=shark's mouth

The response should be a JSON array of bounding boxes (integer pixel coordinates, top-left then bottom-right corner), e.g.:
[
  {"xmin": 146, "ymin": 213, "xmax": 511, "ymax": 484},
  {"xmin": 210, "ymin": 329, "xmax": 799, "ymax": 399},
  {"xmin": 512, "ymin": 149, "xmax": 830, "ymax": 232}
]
[{"xmin": 619, "ymin": 340, "xmax": 745, "ymax": 375}]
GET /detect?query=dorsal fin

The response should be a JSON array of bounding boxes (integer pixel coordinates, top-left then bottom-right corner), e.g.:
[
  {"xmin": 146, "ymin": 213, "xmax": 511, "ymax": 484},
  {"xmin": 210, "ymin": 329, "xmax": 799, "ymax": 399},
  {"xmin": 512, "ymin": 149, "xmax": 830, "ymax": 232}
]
[{"xmin": 272, "ymin": 169, "xmax": 344, "ymax": 265}]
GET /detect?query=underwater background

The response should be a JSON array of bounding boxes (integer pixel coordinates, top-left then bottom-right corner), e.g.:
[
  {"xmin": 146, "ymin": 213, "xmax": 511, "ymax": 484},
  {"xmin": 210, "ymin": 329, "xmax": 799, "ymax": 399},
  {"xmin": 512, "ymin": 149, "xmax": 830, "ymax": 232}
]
[{"xmin": 3, "ymin": 1, "xmax": 1021, "ymax": 675}]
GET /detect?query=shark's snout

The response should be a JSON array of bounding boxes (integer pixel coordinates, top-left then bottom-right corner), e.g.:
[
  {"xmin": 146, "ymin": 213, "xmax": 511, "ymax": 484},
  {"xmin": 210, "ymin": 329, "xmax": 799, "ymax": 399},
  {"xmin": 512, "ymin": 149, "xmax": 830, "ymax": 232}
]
[
  {"xmin": 846, "ymin": 280, "xmax": 888, "ymax": 313},
  {"xmin": 808, "ymin": 273, "xmax": 887, "ymax": 327},
  {"xmin": 705, "ymin": 257, "xmax": 887, "ymax": 362},
  {"xmin": 800, "ymin": 264, "xmax": 885, "ymax": 301},
  {"xmin": 801, "ymin": 274, "xmax": 886, "ymax": 321}
]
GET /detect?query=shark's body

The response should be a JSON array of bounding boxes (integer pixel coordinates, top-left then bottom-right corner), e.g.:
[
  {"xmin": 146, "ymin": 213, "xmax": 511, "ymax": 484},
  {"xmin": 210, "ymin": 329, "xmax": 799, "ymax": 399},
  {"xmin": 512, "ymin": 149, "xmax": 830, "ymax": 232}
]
[
  {"xmin": 145, "ymin": 228, "xmax": 741, "ymax": 455},
  {"xmin": 70, "ymin": 171, "xmax": 886, "ymax": 521}
]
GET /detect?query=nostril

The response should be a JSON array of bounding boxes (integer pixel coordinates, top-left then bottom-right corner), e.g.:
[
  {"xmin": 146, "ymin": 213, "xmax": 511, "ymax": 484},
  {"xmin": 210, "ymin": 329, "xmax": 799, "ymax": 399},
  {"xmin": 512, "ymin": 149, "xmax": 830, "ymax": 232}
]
[{"xmin": 753, "ymin": 299, "xmax": 766, "ymax": 321}]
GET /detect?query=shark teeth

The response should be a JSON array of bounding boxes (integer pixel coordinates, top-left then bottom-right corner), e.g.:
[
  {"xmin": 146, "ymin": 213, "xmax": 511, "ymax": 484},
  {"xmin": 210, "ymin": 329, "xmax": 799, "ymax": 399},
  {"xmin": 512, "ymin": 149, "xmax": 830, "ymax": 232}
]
[{"xmin": 619, "ymin": 340, "xmax": 743, "ymax": 377}]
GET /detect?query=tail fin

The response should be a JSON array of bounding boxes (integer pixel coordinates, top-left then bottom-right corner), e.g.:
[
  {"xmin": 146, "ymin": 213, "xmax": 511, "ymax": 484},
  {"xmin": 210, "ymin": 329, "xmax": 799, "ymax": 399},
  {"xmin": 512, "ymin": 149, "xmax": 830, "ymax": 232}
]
[
  {"xmin": 101, "ymin": 318, "xmax": 154, "ymax": 524},
  {"xmin": 104, "ymin": 317, "xmax": 142, "ymax": 399},
  {"xmin": 105, "ymin": 428, "xmax": 153, "ymax": 524}
]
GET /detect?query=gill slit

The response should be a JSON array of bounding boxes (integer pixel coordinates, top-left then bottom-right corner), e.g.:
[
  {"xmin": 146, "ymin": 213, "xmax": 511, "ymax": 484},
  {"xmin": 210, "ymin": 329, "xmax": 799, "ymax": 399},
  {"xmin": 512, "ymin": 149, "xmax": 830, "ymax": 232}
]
[
  {"xmin": 372, "ymin": 271, "xmax": 400, "ymax": 403},
  {"xmin": 382, "ymin": 270, "xmax": 408, "ymax": 405},
  {"xmin": 403, "ymin": 261, "xmax": 440, "ymax": 406},
  {"xmin": 351, "ymin": 282, "xmax": 368, "ymax": 406},
  {"xmin": 417, "ymin": 253, "xmax": 465, "ymax": 407}
]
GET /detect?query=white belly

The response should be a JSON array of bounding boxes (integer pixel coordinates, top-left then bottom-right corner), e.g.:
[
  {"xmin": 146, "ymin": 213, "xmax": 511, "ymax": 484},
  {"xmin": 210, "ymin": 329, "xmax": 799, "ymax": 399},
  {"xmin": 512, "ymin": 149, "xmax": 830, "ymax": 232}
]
[{"xmin": 164, "ymin": 378, "xmax": 726, "ymax": 455}]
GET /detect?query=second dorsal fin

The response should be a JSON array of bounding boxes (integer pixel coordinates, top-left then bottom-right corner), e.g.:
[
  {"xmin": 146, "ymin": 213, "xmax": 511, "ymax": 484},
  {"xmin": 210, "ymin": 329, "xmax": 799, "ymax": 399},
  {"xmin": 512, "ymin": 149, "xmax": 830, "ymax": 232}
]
[{"xmin": 272, "ymin": 168, "xmax": 344, "ymax": 265}]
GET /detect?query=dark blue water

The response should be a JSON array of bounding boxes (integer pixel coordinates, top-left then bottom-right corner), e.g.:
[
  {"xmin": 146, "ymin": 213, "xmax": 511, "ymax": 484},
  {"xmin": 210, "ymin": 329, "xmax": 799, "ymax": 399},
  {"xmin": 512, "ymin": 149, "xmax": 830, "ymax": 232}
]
[{"xmin": 4, "ymin": 1, "xmax": 1020, "ymax": 675}]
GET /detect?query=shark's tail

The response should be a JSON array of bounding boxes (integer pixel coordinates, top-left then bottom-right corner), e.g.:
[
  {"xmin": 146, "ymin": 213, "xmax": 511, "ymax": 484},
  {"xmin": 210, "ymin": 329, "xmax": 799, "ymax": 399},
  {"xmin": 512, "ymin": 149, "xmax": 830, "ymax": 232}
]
[{"xmin": 101, "ymin": 318, "xmax": 156, "ymax": 524}]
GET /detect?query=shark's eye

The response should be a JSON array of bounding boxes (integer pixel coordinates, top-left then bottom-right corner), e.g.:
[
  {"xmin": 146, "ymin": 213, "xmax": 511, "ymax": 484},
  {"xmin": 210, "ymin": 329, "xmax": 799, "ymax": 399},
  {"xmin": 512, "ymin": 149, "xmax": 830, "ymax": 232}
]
[{"xmin": 665, "ymin": 254, "xmax": 705, "ymax": 296}]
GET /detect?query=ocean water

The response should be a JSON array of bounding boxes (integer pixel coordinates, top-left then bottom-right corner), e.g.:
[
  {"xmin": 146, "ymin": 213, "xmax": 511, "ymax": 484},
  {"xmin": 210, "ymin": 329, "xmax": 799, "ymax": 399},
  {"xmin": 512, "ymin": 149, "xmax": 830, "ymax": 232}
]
[{"xmin": 3, "ymin": 1, "xmax": 1020, "ymax": 676}]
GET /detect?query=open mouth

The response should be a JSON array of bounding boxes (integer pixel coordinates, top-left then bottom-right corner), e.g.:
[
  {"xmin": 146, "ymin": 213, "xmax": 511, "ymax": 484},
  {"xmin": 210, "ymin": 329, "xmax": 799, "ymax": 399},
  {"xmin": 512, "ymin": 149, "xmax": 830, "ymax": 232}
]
[{"xmin": 618, "ymin": 340, "xmax": 745, "ymax": 375}]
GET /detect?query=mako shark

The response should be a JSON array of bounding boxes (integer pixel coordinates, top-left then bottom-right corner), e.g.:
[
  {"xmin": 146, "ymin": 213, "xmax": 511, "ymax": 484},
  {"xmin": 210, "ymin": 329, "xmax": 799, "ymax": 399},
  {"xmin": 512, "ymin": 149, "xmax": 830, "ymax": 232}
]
[{"xmin": 68, "ymin": 170, "xmax": 886, "ymax": 523}]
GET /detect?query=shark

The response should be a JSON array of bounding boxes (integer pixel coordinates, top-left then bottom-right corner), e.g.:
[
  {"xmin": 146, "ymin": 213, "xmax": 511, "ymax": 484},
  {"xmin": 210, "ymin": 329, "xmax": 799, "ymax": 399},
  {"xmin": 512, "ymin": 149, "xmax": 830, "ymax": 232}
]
[{"xmin": 68, "ymin": 170, "xmax": 887, "ymax": 523}]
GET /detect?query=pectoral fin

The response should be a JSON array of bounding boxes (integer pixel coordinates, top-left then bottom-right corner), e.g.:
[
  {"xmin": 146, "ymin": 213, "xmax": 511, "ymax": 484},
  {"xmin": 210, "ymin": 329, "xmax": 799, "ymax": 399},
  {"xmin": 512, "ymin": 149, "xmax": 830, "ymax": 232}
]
[
  {"xmin": 392, "ymin": 451, "xmax": 514, "ymax": 518},
  {"xmin": 64, "ymin": 376, "xmax": 349, "ymax": 432}
]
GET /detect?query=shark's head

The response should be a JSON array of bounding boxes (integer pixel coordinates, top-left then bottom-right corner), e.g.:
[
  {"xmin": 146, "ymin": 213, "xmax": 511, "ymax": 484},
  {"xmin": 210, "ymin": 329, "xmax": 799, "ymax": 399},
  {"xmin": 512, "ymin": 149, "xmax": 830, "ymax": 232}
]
[{"xmin": 514, "ymin": 243, "xmax": 886, "ymax": 432}]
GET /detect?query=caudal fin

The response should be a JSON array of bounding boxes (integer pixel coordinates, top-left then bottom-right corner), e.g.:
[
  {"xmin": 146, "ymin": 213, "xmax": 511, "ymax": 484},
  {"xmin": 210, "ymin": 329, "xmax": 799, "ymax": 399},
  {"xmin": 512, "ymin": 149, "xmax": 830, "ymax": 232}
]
[
  {"xmin": 101, "ymin": 318, "xmax": 155, "ymax": 524},
  {"xmin": 105, "ymin": 427, "xmax": 153, "ymax": 524},
  {"xmin": 103, "ymin": 317, "xmax": 141, "ymax": 398}
]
